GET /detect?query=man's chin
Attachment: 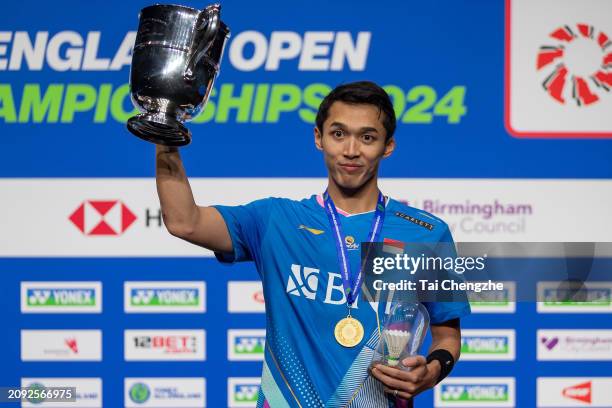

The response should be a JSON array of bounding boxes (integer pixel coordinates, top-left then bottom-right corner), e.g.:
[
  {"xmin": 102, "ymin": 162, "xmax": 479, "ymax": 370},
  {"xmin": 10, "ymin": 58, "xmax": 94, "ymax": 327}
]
[{"xmin": 334, "ymin": 175, "xmax": 367, "ymax": 191}]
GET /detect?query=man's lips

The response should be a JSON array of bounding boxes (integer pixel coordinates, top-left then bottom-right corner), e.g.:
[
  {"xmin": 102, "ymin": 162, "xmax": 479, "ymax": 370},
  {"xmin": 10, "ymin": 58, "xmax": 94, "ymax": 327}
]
[{"xmin": 339, "ymin": 163, "xmax": 363, "ymax": 173}]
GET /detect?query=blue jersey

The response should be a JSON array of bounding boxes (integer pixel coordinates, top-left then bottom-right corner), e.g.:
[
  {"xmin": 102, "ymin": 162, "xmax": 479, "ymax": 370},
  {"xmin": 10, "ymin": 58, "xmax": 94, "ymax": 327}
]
[{"xmin": 214, "ymin": 194, "xmax": 471, "ymax": 408}]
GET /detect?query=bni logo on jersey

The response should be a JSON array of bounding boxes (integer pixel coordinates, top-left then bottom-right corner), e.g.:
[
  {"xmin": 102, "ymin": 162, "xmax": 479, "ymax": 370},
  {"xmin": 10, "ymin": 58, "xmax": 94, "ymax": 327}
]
[
  {"xmin": 435, "ymin": 378, "xmax": 515, "ymax": 407},
  {"xmin": 21, "ymin": 282, "xmax": 102, "ymax": 313},
  {"xmin": 461, "ymin": 330, "xmax": 516, "ymax": 361},
  {"xmin": 228, "ymin": 329, "xmax": 265, "ymax": 361},
  {"xmin": 124, "ymin": 281, "xmax": 205, "ymax": 313},
  {"xmin": 228, "ymin": 378, "xmax": 261, "ymax": 407},
  {"xmin": 286, "ymin": 264, "xmax": 320, "ymax": 300}
]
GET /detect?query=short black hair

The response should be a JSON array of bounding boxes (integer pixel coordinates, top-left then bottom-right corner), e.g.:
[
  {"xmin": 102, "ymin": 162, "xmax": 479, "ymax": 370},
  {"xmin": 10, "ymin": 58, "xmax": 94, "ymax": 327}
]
[{"xmin": 315, "ymin": 81, "xmax": 396, "ymax": 140}]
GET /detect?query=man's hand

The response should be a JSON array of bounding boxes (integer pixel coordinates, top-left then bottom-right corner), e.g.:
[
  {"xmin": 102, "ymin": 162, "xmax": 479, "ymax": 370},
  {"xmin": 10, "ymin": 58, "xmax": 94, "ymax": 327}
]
[{"xmin": 370, "ymin": 356, "xmax": 441, "ymax": 400}]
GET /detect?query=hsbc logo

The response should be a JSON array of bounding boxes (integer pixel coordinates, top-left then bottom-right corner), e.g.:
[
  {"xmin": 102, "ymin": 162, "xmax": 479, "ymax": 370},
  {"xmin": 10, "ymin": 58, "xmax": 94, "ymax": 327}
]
[{"xmin": 69, "ymin": 200, "xmax": 137, "ymax": 235}]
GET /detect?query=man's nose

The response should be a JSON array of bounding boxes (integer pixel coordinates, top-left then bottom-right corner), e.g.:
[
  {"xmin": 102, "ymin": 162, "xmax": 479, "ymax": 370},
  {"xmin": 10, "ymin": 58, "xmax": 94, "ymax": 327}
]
[{"xmin": 343, "ymin": 136, "xmax": 360, "ymax": 158}]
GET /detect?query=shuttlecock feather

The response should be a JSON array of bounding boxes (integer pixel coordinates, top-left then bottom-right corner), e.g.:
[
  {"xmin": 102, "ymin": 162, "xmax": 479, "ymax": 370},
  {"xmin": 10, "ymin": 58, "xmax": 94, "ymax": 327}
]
[{"xmin": 382, "ymin": 329, "xmax": 411, "ymax": 366}]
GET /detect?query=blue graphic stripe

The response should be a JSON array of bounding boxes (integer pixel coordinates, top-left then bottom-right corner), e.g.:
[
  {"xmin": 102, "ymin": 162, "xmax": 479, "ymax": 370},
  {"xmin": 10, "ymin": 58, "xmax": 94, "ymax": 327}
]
[
  {"xmin": 259, "ymin": 360, "xmax": 291, "ymax": 408},
  {"xmin": 348, "ymin": 376, "xmax": 391, "ymax": 408},
  {"xmin": 326, "ymin": 328, "xmax": 386, "ymax": 407}
]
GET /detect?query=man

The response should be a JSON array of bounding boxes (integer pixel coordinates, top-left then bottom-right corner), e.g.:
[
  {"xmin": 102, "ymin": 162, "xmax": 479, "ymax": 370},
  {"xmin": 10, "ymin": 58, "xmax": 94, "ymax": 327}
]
[{"xmin": 156, "ymin": 81, "xmax": 470, "ymax": 407}]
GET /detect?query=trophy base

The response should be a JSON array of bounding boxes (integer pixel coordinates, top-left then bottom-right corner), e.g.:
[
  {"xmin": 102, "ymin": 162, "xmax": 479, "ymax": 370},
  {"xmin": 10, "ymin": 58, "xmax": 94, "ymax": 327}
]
[{"xmin": 127, "ymin": 113, "xmax": 191, "ymax": 146}]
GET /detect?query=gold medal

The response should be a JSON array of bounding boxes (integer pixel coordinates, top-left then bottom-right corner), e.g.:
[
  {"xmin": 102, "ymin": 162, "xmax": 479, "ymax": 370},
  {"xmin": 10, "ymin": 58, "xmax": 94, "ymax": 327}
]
[{"xmin": 334, "ymin": 316, "xmax": 364, "ymax": 347}]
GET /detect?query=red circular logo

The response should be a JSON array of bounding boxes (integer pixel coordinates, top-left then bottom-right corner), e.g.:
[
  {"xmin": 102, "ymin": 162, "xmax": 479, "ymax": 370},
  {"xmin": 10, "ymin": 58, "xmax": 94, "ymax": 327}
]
[
  {"xmin": 537, "ymin": 23, "xmax": 611, "ymax": 106},
  {"xmin": 253, "ymin": 290, "xmax": 265, "ymax": 303}
]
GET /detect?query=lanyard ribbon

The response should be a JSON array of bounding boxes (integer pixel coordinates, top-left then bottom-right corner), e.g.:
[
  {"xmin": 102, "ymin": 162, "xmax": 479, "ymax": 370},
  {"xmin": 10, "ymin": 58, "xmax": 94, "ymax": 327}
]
[{"xmin": 323, "ymin": 190, "xmax": 386, "ymax": 306}]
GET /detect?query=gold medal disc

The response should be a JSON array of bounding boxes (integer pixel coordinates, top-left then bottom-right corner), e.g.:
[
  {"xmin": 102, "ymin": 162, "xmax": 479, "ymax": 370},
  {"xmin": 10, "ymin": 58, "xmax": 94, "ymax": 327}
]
[{"xmin": 334, "ymin": 317, "xmax": 364, "ymax": 347}]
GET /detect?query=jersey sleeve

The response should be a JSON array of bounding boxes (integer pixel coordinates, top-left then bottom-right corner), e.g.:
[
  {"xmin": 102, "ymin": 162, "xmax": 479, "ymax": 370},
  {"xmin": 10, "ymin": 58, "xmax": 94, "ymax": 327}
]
[
  {"xmin": 422, "ymin": 225, "xmax": 472, "ymax": 325},
  {"xmin": 212, "ymin": 198, "xmax": 274, "ymax": 264}
]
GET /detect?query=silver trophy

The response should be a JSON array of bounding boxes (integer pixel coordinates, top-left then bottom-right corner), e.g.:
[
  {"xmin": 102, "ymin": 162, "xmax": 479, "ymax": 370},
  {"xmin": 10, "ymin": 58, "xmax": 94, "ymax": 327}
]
[{"xmin": 127, "ymin": 3, "xmax": 230, "ymax": 146}]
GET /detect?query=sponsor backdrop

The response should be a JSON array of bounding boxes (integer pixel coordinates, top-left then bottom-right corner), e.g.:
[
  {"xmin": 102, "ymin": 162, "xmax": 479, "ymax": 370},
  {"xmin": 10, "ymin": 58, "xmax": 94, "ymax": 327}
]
[{"xmin": 1, "ymin": 0, "xmax": 612, "ymax": 407}]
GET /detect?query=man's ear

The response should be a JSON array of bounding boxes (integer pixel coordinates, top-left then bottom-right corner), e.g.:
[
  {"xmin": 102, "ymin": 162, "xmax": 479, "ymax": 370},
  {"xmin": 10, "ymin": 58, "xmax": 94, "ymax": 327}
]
[
  {"xmin": 314, "ymin": 126, "xmax": 323, "ymax": 151},
  {"xmin": 383, "ymin": 137, "xmax": 395, "ymax": 158}
]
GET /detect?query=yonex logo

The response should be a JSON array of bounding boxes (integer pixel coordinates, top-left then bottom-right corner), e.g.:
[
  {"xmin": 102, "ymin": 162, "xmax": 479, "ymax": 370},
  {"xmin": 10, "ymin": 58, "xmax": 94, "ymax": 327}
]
[
  {"xmin": 131, "ymin": 290, "xmax": 154, "ymax": 305},
  {"xmin": 441, "ymin": 384, "xmax": 509, "ymax": 402},
  {"xmin": 234, "ymin": 384, "xmax": 259, "ymax": 402},
  {"xmin": 125, "ymin": 282, "xmax": 205, "ymax": 313},
  {"xmin": 21, "ymin": 282, "xmax": 102, "ymax": 313},
  {"xmin": 228, "ymin": 330, "xmax": 265, "ymax": 361},
  {"xmin": 235, "ymin": 337, "xmax": 265, "ymax": 355},
  {"xmin": 130, "ymin": 289, "xmax": 199, "ymax": 306},
  {"xmin": 542, "ymin": 287, "xmax": 611, "ymax": 305},
  {"xmin": 286, "ymin": 264, "xmax": 319, "ymax": 300},
  {"xmin": 462, "ymin": 336, "xmax": 509, "ymax": 354},
  {"xmin": 27, "ymin": 289, "xmax": 96, "ymax": 307},
  {"xmin": 228, "ymin": 378, "xmax": 261, "ymax": 407}
]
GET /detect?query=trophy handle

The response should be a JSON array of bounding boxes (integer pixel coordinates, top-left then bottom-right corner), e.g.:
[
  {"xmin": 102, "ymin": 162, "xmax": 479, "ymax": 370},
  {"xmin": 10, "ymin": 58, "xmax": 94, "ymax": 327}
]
[{"xmin": 184, "ymin": 3, "xmax": 221, "ymax": 80}]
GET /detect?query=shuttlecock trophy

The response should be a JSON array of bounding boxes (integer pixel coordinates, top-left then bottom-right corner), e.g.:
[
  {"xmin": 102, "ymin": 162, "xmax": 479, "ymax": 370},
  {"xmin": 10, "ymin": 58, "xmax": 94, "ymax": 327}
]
[{"xmin": 374, "ymin": 302, "xmax": 430, "ymax": 369}]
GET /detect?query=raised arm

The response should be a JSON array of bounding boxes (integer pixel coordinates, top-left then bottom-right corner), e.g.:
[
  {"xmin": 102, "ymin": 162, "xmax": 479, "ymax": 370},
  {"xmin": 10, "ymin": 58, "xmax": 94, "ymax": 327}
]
[{"xmin": 155, "ymin": 145, "xmax": 232, "ymax": 253}]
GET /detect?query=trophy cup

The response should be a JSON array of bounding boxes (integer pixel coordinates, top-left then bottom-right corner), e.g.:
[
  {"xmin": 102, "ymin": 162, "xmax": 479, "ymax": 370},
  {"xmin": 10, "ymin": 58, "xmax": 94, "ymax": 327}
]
[
  {"xmin": 127, "ymin": 3, "xmax": 230, "ymax": 146},
  {"xmin": 373, "ymin": 302, "xmax": 430, "ymax": 369}
]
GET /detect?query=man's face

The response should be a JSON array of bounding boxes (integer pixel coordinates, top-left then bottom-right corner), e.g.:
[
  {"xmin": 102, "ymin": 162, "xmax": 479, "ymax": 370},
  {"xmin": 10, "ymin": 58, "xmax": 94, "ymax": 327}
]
[{"xmin": 315, "ymin": 101, "xmax": 395, "ymax": 190}]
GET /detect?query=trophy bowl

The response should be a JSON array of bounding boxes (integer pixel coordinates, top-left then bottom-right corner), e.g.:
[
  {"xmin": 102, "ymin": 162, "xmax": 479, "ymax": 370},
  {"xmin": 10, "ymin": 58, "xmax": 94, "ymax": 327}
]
[
  {"xmin": 374, "ymin": 302, "xmax": 430, "ymax": 369},
  {"xmin": 127, "ymin": 3, "xmax": 230, "ymax": 146}
]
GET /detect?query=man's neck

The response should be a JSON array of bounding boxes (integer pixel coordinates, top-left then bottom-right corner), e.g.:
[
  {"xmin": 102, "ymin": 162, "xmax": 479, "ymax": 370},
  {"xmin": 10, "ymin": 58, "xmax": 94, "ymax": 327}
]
[{"xmin": 326, "ymin": 177, "xmax": 380, "ymax": 215}]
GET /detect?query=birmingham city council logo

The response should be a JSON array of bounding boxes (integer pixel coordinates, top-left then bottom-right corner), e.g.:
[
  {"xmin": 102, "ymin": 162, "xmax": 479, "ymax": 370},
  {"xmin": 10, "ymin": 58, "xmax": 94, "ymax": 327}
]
[
  {"xmin": 537, "ymin": 23, "xmax": 611, "ymax": 106},
  {"xmin": 69, "ymin": 200, "xmax": 137, "ymax": 235}
]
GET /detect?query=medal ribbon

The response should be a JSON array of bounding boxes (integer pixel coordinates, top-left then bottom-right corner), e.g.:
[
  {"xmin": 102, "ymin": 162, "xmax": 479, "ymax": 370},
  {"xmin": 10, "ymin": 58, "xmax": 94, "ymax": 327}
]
[{"xmin": 323, "ymin": 190, "xmax": 386, "ymax": 306}]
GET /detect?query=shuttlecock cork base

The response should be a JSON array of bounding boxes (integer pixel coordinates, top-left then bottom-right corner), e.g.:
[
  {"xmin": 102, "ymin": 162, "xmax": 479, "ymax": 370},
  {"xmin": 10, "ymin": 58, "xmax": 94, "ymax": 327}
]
[{"xmin": 383, "ymin": 329, "xmax": 412, "ymax": 366}]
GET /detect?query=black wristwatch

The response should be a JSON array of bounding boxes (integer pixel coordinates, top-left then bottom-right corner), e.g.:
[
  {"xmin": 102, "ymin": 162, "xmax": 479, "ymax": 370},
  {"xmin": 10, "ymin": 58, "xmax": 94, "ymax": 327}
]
[{"xmin": 426, "ymin": 349, "xmax": 455, "ymax": 384}]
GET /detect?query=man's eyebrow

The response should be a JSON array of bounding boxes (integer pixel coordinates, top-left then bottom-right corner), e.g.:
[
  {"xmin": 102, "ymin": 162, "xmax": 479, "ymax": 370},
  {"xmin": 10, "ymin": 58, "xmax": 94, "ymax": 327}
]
[
  {"xmin": 358, "ymin": 126, "xmax": 380, "ymax": 134},
  {"xmin": 329, "ymin": 121, "xmax": 347, "ymax": 129},
  {"xmin": 329, "ymin": 122, "xmax": 380, "ymax": 133}
]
